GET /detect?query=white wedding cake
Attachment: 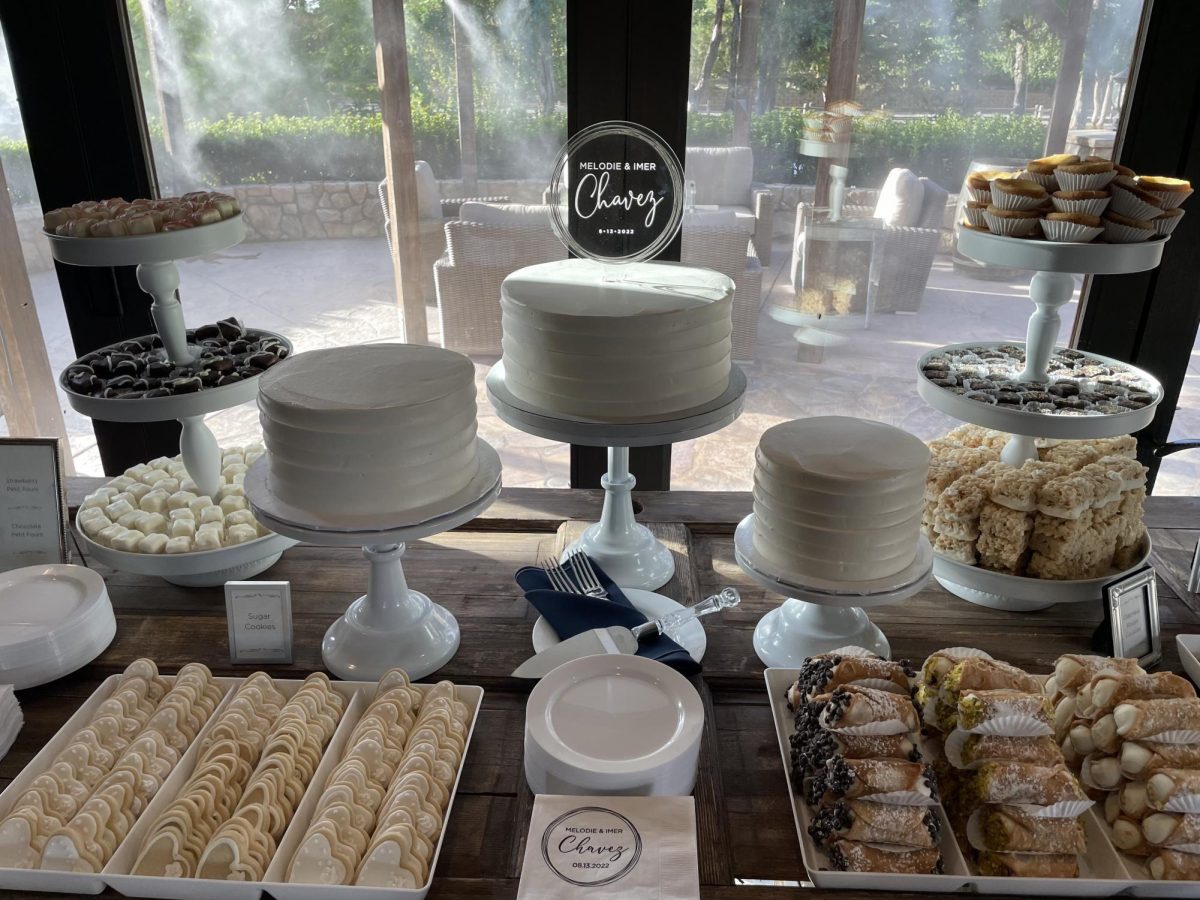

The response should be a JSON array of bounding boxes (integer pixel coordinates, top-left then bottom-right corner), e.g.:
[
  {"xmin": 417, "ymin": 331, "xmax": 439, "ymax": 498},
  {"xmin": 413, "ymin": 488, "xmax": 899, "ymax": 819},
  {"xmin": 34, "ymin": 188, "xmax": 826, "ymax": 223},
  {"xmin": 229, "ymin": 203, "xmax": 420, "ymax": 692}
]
[
  {"xmin": 500, "ymin": 259, "xmax": 734, "ymax": 419},
  {"xmin": 752, "ymin": 417, "xmax": 930, "ymax": 582},
  {"xmin": 258, "ymin": 343, "xmax": 481, "ymax": 518}
]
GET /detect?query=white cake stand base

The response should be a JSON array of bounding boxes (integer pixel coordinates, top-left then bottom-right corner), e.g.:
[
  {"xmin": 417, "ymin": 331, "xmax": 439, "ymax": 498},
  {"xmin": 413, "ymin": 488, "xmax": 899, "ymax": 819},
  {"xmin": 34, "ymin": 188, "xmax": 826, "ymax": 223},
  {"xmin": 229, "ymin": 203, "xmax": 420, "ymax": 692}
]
[
  {"xmin": 486, "ymin": 362, "xmax": 746, "ymax": 591},
  {"xmin": 245, "ymin": 445, "xmax": 501, "ymax": 680},
  {"xmin": 733, "ymin": 515, "xmax": 932, "ymax": 666}
]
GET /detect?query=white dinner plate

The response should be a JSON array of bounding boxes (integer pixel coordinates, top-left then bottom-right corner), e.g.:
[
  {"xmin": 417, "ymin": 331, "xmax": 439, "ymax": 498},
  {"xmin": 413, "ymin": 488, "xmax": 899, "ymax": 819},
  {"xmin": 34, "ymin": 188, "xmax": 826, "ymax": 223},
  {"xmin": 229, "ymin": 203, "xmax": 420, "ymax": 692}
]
[{"xmin": 531, "ymin": 587, "xmax": 707, "ymax": 663}]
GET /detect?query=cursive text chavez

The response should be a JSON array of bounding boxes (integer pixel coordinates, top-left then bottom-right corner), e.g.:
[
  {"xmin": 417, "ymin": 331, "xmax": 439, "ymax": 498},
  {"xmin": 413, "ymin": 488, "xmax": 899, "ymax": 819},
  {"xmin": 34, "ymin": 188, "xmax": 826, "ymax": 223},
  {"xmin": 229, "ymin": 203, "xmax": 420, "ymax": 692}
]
[{"xmin": 574, "ymin": 171, "xmax": 664, "ymax": 228}]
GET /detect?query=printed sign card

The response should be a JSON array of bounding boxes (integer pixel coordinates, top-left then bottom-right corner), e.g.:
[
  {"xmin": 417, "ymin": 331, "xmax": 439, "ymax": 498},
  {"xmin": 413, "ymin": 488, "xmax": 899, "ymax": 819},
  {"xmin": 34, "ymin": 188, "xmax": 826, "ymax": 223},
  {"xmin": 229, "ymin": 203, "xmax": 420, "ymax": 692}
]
[
  {"xmin": 0, "ymin": 438, "xmax": 68, "ymax": 571},
  {"xmin": 225, "ymin": 580, "xmax": 293, "ymax": 664},
  {"xmin": 517, "ymin": 795, "xmax": 699, "ymax": 899}
]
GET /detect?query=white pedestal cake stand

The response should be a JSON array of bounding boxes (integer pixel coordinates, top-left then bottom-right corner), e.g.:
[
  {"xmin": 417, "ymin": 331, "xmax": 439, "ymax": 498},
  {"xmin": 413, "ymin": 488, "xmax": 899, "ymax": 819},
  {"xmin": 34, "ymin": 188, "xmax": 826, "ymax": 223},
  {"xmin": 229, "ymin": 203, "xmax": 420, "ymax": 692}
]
[
  {"xmin": 733, "ymin": 514, "xmax": 933, "ymax": 666},
  {"xmin": 47, "ymin": 216, "xmax": 250, "ymax": 501},
  {"xmin": 487, "ymin": 361, "xmax": 746, "ymax": 590},
  {"xmin": 923, "ymin": 230, "xmax": 1168, "ymax": 611},
  {"xmin": 244, "ymin": 443, "xmax": 502, "ymax": 681}
]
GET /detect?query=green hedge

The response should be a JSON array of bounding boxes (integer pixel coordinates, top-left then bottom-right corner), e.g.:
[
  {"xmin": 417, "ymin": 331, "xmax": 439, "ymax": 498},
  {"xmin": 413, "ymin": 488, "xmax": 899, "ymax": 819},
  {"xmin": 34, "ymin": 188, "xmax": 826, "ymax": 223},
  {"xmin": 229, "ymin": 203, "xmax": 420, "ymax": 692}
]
[{"xmin": 3, "ymin": 109, "xmax": 1045, "ymax": 206}]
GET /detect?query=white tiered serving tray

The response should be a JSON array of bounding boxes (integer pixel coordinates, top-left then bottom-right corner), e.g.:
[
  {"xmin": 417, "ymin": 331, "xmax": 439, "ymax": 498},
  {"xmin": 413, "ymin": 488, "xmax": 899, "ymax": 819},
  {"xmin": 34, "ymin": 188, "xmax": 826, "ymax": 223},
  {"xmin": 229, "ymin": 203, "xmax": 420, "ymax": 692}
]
[
  {"xmin": 934, "ymin": 530, "xmax": 1152, "ymax": 612},
  {"xmin": 487, "ymin": 361, "xmax": 746, "ymax": 590},
  {"xmin": 735, "ymin": 515, "xmax": 932, "ymax": 664},
  {"xmin": 956, "ymin": 227, "xmax": 1167, "ymax": 275},
  {"xmin": 0, "ymin": 672, "xmax": 482, "ymax": 900},
  {"xmin": 766, "ymin": 668, "xmax": 1173, "ymax": 896},
  {"xmin": 917, "ymin": 341, "xmax": 1162, "ymax": 440},
  {"xmin": 44, "ymin": 214, "xmax": 246, "ymax": 268}
]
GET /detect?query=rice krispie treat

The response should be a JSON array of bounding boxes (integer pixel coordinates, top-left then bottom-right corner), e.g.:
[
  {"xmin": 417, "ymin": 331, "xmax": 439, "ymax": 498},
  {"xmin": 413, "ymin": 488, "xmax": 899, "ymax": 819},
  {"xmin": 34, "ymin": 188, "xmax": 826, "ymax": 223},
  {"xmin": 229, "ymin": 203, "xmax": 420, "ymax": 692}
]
[
  {"xmin": 1043, "ymin": 443, "xmax": 1101, "ymax": 470},
  {"xmin": 925, "ymin": 458, "xmax": 968, "ymax": 500},
  {"xmin": 1074, "ymin": 463, "xmax": 1123, "ymax": 508},
  {"xmin": 934, "ymin": 533, "xmax": 977, "ymax": 565},
  {"xmin": 990, "ymin": 460, "xmax": 1068, "ymax": 512},
  {"xmin": 1093, "ymin": 435, "xmax": 1137, "ymax": 459},
  {"xmin": 1099, "ymin": 455, "xmax": 1148, "ymax": 491},
  {"xmin": 946, "ymin": 424, "xmax": 999, "ymax": 448},
  {"xmin": 934, "ymin": 473, "xmax": 992, "ymax": 540},
  {"xmin": 945, "ymin": 446, "xmax": 1000, "ymax": 470},
  {"xmin": 1030, "ymin": 509, "xmax": 1096, "ymax": 558},
  {"xmin": 977, "ymin": 501, "xmax": 1034, "ymax": 573}
]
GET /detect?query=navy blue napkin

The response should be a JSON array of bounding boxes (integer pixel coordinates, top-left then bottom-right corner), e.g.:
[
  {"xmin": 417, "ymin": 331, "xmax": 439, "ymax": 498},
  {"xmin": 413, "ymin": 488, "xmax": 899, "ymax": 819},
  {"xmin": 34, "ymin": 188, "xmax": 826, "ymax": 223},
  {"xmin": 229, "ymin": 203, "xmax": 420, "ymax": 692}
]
[{"xmin": 515, "ymin": 556, "xmax": 701, "ymax": 676}]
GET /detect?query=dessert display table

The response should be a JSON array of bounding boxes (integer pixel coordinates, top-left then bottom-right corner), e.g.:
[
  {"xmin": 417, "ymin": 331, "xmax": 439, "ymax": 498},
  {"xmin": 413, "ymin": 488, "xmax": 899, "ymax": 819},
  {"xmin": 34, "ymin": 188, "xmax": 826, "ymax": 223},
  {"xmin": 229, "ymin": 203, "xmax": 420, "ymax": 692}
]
[
  {"xmin": 7, "ymin": 481, "xmax": 1197, "ymax": 900},
  {"xmin": 486, "ymin": 361, "xmax": 746, "ymax": 590},
  {"xmin": 244, "ymin": 445, "xmax": 502, "ymax": 681},
  {"xmin": 922, "ymin": 230, "xmax": 1170, "ymax": 611}
]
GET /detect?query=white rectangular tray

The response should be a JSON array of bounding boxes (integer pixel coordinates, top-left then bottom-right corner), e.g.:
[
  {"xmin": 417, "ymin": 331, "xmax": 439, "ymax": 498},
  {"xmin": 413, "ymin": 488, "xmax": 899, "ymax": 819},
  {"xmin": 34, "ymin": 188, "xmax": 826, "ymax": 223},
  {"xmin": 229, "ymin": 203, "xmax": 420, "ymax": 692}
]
[{"xmin": 0, "ymin": 673, "xmax": 482, "ymax": 900}]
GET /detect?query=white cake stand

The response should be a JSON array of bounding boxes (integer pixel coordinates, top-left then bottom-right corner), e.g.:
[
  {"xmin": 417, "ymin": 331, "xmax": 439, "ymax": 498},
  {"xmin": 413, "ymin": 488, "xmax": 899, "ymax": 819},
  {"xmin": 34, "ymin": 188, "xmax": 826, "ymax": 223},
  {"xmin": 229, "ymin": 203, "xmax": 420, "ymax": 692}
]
[
  {"xmin": 733, "ymin": 514, "xmax": 933, "ymax": 666},
  {"xmin": 244, "ymin": 443, "xmax": 502, "ymax": 680},
  {"xmin": 487, "ymin": 362, "xmax": 746, "ymax": 590}
]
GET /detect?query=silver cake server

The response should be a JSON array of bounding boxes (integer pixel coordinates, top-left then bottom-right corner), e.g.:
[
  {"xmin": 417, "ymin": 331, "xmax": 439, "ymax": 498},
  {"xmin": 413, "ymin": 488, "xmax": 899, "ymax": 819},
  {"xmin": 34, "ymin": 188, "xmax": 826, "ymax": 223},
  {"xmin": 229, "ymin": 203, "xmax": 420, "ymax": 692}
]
[{"xmin": 512, "ymin": 587, "xmax": 740, "ymax": 678}]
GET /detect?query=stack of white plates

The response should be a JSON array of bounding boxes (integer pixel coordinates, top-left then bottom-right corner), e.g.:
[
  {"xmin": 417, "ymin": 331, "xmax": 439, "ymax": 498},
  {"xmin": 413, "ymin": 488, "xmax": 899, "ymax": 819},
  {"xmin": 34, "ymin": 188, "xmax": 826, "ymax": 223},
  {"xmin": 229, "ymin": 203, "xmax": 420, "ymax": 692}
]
[
  {"xmin": 0, "ymin": 685, "xmax": 20, "ymax": 761},
  {"xmin": 0, "ymin": 565, "xmax": 116, "ymax": 690},
  {"xmin": 524, "ymin": 654, "xmax": 705, "ymax": 796}
]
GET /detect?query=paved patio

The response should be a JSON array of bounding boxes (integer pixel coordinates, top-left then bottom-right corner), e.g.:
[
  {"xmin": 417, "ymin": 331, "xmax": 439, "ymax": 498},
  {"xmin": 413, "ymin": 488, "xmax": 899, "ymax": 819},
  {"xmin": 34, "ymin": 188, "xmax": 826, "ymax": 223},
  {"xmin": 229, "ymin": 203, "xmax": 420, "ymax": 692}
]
[{"xmin": 16, "ymin": 230, "xmax": 1200, "ymax": 495}]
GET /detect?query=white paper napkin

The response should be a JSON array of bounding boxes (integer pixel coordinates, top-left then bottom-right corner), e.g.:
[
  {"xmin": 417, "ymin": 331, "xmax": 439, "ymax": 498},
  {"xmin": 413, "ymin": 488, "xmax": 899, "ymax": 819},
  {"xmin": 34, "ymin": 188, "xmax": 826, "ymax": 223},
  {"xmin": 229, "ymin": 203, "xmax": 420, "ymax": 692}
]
[
  {"xmin": 517, "ymin": 794, "xmax": 699, "ymax": 899},
  {"xmin": 0, "ymin": 685, "xmax": 22, "ymax": 762}
]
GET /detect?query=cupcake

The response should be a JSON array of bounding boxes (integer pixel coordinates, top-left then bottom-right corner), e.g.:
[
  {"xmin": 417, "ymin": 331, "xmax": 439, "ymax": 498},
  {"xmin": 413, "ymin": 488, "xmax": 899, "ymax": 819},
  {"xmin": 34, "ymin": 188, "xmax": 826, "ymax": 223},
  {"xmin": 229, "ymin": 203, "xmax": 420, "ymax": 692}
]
[
  {"xmin": 1109, "ymin": 182, "xmax": 1165, "ymax": 220},
  {"xmin": 1152, "ymin": 207, "xmax": 1185, "ymax": 236},
  {"xmin": 990, "ymin": 178, "xmax": 1048, "ymax": 211},
  {"xmin": 1056, "ymin": 160, "xmax": 1117, "ymax": 192},
  {"xmin": 984, "ymin": 205, "xmax": 1042, "ymax": 237},
  {"xmin": 963, "ymin": 200, "xmax": 988, "ymax": 228},
  {"xmin": 965, "ymin": 171, "xmax": 995, "ymax": 202},
  {"xmin": 1024, "ymin": 154, "xmax": 1078, "ymax": 191},
  {"xmin": 1113, "ymin": 162, "xmax": 1137, "ymax": 178},
  {"xmin": 1041, "ymin": 211, "xmax": 1103, "ymax": 243},
  {"xmin": 1051, "ymin": 190, "xmax": 1110, "ymax": 218},
  {"xmin": 1102, "ymin": 211, "xmax": 1155, "ymax": 243},
  {"xmin": 1137, "ymin": 175, "xmax": 1193, "ymax": 209}
]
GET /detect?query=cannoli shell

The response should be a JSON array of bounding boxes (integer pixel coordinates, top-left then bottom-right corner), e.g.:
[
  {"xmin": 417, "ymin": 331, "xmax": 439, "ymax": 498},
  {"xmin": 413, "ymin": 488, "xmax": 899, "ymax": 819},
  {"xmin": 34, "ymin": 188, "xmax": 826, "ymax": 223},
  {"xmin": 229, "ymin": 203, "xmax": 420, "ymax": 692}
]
[
  {"xmin": 1114, "ymin": 698, "xmax": 1200, "ymax": 740},
  {"xmin": 1143, "ymin": 812, "xmax": 1200, "ymax": 848},
  {"xmin": 1055, "ymin": 654, "xmax": 1142, "ymax": 693},
  {"xmin": 827, "ymin": 839, "xmax": 942, "ymax": 874},
  {"xmin": 960, "ymin": 734, "xmax": 1063, "ymax": 768},
  {"xmin": 977, "ymin": 851, "xmax": 1080, "ymax": 878},
  {"xmin": 1082, "ymin": 672, "xmax": 1195, "ymax": 717},
  {"xmin": 809, "ymin": 800, "xmax": 940, "ymax": 848},
  {"xmin": 1149, "ymin": 848, "xmax": 1200, "ymax": 880},
  {"xmin": 1120, "ymin": 740, "xmax": 1200, "ymax": 778},
  {"xmin": 969, "ymin": 761, "xmax": 1087, "ymax": 806},
  {"xmin": 980, "ymin": 805, "xmax": 1087, "ymax": 854}
]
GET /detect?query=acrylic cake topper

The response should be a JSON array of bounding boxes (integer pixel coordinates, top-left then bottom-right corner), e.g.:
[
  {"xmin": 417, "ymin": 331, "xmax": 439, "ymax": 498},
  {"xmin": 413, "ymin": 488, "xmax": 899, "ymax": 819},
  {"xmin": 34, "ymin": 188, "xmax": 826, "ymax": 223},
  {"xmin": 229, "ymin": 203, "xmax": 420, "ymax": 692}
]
[{"xmin": 548, "ymin": 120, "xmax": 684, "ymax": 264}]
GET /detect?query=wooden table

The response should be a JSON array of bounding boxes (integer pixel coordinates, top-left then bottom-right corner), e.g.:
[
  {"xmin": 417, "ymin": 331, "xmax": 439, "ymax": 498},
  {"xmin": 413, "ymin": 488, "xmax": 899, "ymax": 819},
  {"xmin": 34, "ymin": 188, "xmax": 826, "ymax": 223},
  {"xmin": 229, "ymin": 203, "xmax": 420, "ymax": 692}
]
[{"xmin": 4, "ymin": 483, "xmax": 1200, "ymax": 899}]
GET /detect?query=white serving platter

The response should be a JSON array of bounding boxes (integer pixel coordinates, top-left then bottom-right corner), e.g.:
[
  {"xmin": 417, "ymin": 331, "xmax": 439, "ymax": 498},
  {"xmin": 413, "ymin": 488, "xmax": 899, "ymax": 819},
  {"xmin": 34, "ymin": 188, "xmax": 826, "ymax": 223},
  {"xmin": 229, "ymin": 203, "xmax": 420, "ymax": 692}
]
[
  {"xmin": 45, "ymin": 215, "xmax": 246, "ymax": 268},
  {"xmin": 1176, "ymin": 634, "xmax": 1200, "ymax": 687},
  {"xmin": 933, "ymin": 530, "xmax": 1152, "ymax": 612},
  {"xmin": 917, "ymin": 341, "xmax": 1162, "ymax": 440},
  {"xmin": 957, "ymin": 226, "xmax": 1167, "ymax": 275},
  {"xmin": 763, "ymin": 667, "xmax": 972, "ymax": 892}
]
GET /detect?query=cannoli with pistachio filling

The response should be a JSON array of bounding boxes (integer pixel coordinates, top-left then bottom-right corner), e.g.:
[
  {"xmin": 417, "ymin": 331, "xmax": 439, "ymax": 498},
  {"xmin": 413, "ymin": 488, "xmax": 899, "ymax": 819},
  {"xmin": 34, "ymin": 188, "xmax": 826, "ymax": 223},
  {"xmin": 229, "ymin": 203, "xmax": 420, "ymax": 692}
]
[
  {"xmin": 976, "ymin": 851, "xmax": 1079, "ymax": 878},
  {"xmin": 979, "ymin": 805, "xmax": 1087, "ymax": 854},
  {"xmin": 958, "ymin": 689, "xmax": 1052, "ymax": 732},
  {"xmin": 967, "ymin": 762, "xmax": 1087, "ymax": 806},
  {"xmin": 809, "ymin": 800, "xmax": 940, "ymax": 848},
  {"xmin": 959, "ymin": 734, "xmax": 1063, "ymax": 768}
]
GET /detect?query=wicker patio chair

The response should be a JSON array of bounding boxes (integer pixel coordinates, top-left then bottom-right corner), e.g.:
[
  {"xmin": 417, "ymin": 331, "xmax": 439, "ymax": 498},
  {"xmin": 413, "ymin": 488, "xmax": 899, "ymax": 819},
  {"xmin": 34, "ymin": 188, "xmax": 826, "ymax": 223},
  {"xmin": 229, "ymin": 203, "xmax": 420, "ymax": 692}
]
[
  {"xmin": 685, "ymin": 146, "xmax": 775, "ymax": 265},
  {"xmin": 680, "ymin": 216, "xmax": 763, "ymax": 362}
]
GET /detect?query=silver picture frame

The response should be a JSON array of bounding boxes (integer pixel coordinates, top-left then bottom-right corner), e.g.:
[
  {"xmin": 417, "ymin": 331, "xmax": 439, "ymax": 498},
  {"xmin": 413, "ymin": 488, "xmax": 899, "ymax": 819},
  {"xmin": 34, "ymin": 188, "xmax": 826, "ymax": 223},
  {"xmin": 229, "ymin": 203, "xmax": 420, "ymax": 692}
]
[
  {"xmin": 0, "ymin": 437, "xmax": 69, "ymax": 570},
  {"xmin": 1106, "ymin": 566, "xmax": 1161, "ymax": 666}
]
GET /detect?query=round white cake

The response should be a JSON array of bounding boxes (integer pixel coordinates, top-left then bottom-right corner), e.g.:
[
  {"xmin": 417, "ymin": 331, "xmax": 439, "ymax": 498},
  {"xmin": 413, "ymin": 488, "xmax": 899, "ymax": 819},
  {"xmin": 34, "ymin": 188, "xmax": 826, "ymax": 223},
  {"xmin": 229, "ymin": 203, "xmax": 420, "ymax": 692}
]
[
  {"xmin": 752, "ymin": 417, "xmax": 930, "ymax": 583},
  {"xmin": 500, "ymin": 259, "xmax": 734, "ymax": 419},
  {"xmin": 258, "ymin": 343, "xmax": 480, "ymax": 518}
]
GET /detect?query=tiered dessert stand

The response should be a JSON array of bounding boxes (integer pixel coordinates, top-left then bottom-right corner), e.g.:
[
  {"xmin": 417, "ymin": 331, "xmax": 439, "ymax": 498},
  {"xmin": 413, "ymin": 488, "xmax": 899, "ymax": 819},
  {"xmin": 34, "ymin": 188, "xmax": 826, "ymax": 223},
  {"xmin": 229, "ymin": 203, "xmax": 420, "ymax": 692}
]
[
  {"xmin": 733, "ymin": 515, "xmax": 933, "ymax": 665},
  {"xmin": 487, "ymin": 362, "xmax": 746, "ymax": 591},
  {"xmin": 245, "ymin": 444, "xmax": 502, "ymax": 680},
  {"xmin": 48, "ymin": 216, "xmax": 298, "ymax": 585},
  {"xmin": 922, "ymin": 229, "xmax": 1166, "ymax": 611}
]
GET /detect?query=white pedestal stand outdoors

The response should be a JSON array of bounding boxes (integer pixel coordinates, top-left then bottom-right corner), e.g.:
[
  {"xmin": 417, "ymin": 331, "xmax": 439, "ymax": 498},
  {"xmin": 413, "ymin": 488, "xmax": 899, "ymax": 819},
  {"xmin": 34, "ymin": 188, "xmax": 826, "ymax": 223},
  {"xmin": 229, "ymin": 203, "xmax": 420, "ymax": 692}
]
[
  {"xmin": 733, "ymin": 514, "xmax": 933, "ymax": 666},
  {"xmin": 486, "ymin": 362, "xmax": 746, "ymax": 591},
  {"xmin": 245, "ymin": 444, "xmax": 501, "ymax": 680},
  {"xmin": 920, "ymin": 229, "xmax": 1168, "ymax": 611}
]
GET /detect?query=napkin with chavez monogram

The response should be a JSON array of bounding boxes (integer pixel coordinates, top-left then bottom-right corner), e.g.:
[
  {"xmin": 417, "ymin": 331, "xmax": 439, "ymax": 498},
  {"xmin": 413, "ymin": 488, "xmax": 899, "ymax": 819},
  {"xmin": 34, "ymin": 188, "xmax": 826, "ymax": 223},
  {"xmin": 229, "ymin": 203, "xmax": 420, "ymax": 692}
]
[{"xmin": 517, "ymin": 794, "xmax": 700, "ymax": 899}]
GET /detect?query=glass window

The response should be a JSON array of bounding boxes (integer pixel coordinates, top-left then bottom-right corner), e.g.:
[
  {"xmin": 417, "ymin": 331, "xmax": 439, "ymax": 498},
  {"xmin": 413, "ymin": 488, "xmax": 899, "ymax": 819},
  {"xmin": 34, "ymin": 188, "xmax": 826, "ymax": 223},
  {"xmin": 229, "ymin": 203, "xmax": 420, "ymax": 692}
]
[{"xmin": 675, "ymin": 0, "xmax": 1168, "ymax": 490}]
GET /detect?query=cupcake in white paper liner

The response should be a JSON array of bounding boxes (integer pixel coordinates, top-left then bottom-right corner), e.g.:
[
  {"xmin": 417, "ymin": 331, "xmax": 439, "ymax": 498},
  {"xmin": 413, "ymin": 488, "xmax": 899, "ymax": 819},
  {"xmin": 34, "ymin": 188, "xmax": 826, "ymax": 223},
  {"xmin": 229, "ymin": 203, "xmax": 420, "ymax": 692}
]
[
  {"xmin": 1040, "ymin": 217, "xmax": 1103, "ymax": 244},
  {"xmin": 966, "ymin": 808, "xmax": 1087, "ymax": 856},
  {"xmin": 962, "ymin": 204, "xmax": 988, "ymax": 228},
  {"xmin": 1056, "ymin": 168, "xmax": 1117, "ymax": 192},
  {"xmin": 1153, "ymin": 209, "xmax": 1185, "ymax": 236},
  {"xmin": 1137, "ymin": 178, "xmax": 1193, "ymax": 209},
  {"xmin": 1011, "ymin": 799, "xmax": 1095, "ymax": 819},
  {"xmin": 1021, "ymin": 170, "xmax": 1058, "ymax": 192},
  {"xmin": 1102, "ymin": 216, "xmax": 1155, "ymax": 243},
  {"xmin": 983, "ymin": 209, "xmax": 1041, "ymax": 237},
  {"xmin": 1109, "ymin": 185, "xmax": 1165, "ymax": 221},
  {"xmin": 1143, "ymin": 189, "xmax": 1192, "ymax": 209},
  {"xmin": 1050, "ymin": 193, "xmax": 1110, "ymax": 218},
  {"xmin": 966, "ymin": 186, "xmax": 992, "ymax": 204},
  {"xmin": 1081, "ymin": 754, "xmax": 1125, "ymax": 792},
  {"xmin": 989, "ymin": 182, "xmax": 1047, "ymax": 211}
]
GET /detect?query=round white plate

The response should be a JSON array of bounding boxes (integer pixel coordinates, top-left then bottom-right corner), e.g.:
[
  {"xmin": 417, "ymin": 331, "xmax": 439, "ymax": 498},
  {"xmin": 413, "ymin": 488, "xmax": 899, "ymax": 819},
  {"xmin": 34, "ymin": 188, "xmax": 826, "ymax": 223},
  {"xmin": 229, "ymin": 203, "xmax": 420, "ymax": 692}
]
[
  {"xmin": 45, "ymin": 213, "xmax": 246, "ymax": 267},
  {"xmin": 531, "ymin": 588, "xmax": 707, "ymax": 663},
  {"xmin": 526, "ymin": 653, "xmax": 704, "ymax": 776},
  {"xmin": 957, "ymin": 226, "xmax": 1167, "ymax": 275},
  {"xmin": 0, "ymin": 565, "xmax": 117, "ymax": 688}
]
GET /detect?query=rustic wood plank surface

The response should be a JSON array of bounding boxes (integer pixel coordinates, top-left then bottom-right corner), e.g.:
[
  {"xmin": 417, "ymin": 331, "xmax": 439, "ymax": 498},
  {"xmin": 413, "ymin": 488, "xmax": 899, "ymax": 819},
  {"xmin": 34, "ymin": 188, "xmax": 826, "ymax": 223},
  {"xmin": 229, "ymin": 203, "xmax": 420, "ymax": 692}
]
[{"xmin": 3, "ymin": 483, "xmax": 1199, "ymax": 899}]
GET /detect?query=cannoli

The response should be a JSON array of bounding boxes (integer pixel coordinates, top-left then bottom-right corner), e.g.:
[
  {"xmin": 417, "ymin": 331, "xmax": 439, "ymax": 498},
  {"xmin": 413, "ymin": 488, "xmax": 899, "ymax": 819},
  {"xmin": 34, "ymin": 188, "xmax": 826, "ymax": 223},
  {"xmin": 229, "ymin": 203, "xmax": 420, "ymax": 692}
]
[
  {"xmin": 1085, "ymin": 755, "xmax": 1124, "ymax": 790},
  {"xmin": 1077, "ymin": 672, "xmax": 1195, "ymax": 718},
  {"xmin": 1111, "ymin": 816, "xmax": 1152, "ymax": 856},
  {"xmin": 958, "ymin": 689, "xmax": 1052, "ymax": 732},
  {"xmin": 1147, "ymin": 769, "xmax": 1200, "ymax": 809},
  {"xmin": 979, "ymin": 805, "xmax": 1087, "ymax": 855},
  {"xmin": 967, "ymin": 762, "xmax": 1087, "ymax": 806},
  {"xmin": 1084, "ymin": 715, "xmax": 1124, "ymax": 755},
  {"xmin": 958, "ymin": 734, "xmax": 1063, "ymax": 768},
  {"xmin": 1054, "ymin": 695, "xmax": 1077, "ymax": 742},
  {"xmin": 940, "ymin": 658, "xmax": 1041, "ymax": 698},
  {"xmin": 976, "ymin": 851, "xmax": 1079, "ymax": 878},
  {"xmin": 789, "ymin": 719, "xmax": 920, "ymax": 778},
  {"xmin": 827, "ymin": 840, "xmax": 942, "ymax": 875},
  {"xmin": 1149, "ymin": 848, "xmax": 1200, "ymax": 880},
  {"xmin": 819, "ymin": 686, "xmax": 920, "ymax": 733},
  {"xmin": 1120, "ymin": 781, "xmax": 1151, "ymax": 820},
  {"xmin": 1105, "ymin": 792, "xmax": 1121, "ymax": 825},
  {"xmin": 1054, "ymin": 654, "xmax": 1143, "ymax": 694},
  {"xmin": 792, "ymin": 654, "xmax": 913, "ymax": 702},
  {"xmin": 809, "ymin": 800, "xmax": 940, "ymax": 849},
  {"xmin": 1121, "ymin": 740, "xmax": 1200, "ymax": 778},
  {"xmin": 1143, "ymin": 812, "xmax": 1200, "ymax": 848},
  {"xmin": 921, "ymin": 648, "xmax": 989, "ymax": 689},
  {"xmin": 813, "ymin": 758, "xmax": 937, "ymax": 804},
  {"xmin": 1114, "ymin": 698, "xmax": 1200, "ymax": 740}
]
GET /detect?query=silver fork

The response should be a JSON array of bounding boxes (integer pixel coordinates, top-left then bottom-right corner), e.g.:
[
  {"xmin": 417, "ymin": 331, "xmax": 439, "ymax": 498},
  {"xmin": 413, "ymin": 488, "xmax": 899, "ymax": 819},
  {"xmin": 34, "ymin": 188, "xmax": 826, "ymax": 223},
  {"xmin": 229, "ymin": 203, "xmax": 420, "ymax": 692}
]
[
  {"xmin": 564, "ymin": 551, "xmax": 608, "ymax": 598},
  {"xmin": 538, "ymin": 554, "xmax": 577, "ymax": 594}
]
